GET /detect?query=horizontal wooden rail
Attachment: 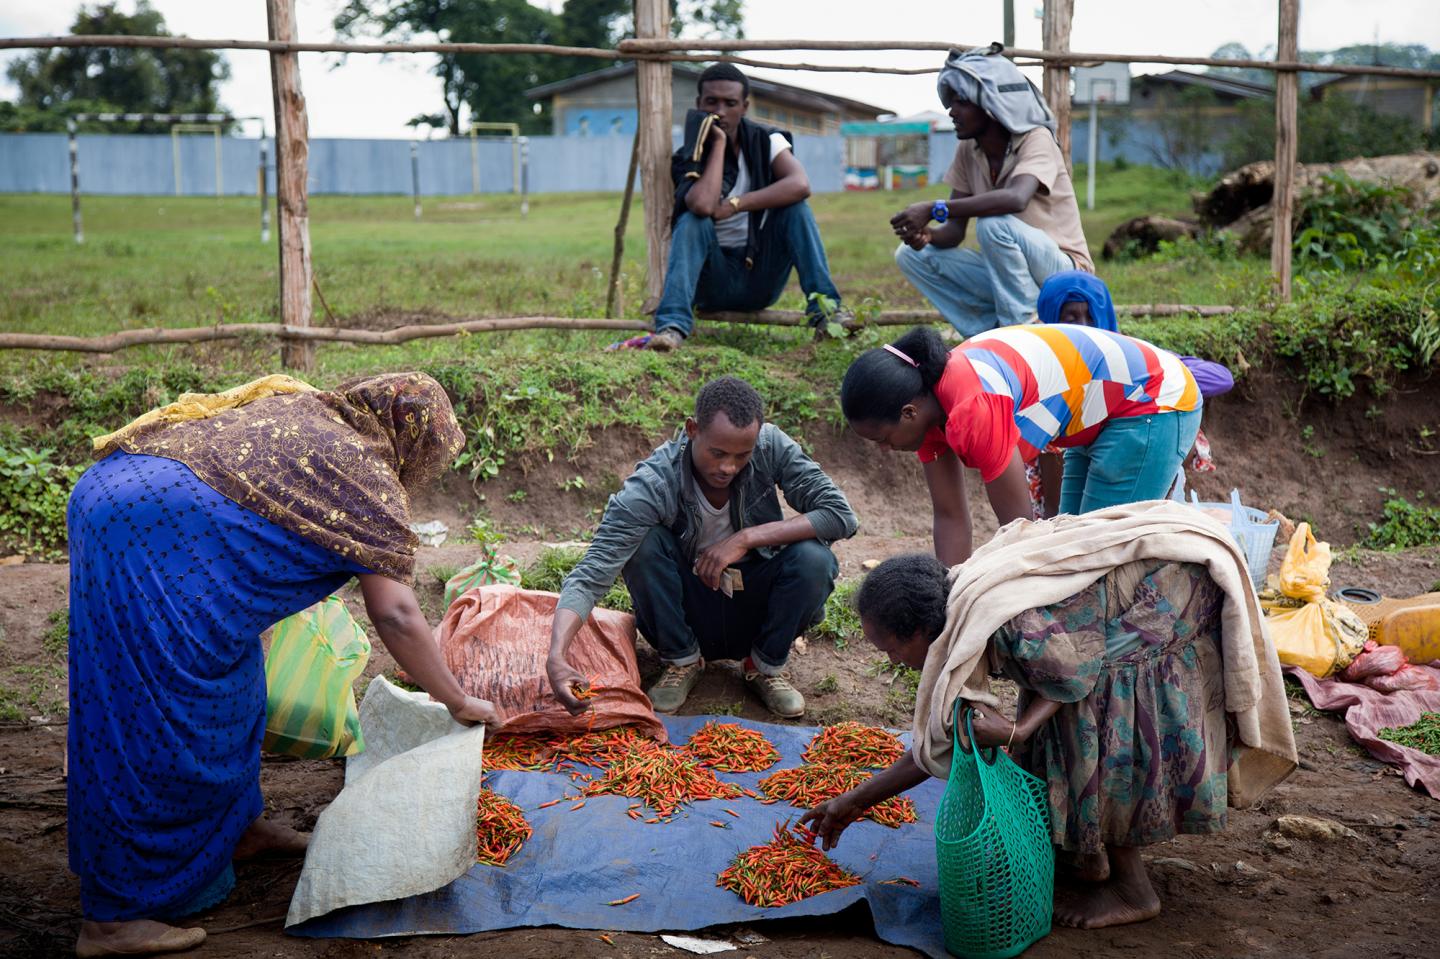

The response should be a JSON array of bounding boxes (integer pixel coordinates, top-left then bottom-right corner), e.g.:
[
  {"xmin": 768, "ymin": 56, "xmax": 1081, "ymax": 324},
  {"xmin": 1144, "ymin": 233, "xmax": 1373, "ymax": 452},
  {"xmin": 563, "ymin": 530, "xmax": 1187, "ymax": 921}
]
[
  {"xmin": 618, "ymin": 39, "xmax": 1440, "ymax": 79},
  {"xmin": 0, "ymin": 317, "xmax": 648, "ymax": 353},
  {"xmin": 0, "ymin": 306, "xmax": 1238, "ymax": 353},
  {"xmin": 2, "ymin": 35, "xmax": 1438, "ymax": 81}
]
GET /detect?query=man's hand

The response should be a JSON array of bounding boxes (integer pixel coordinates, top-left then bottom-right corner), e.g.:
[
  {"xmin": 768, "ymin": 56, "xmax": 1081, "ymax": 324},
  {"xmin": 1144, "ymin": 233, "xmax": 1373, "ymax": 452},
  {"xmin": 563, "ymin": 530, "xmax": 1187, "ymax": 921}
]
[
  {"xmin": 798, "ymin": 790, "xmax": 868, "ymax": 851},
  {"xmin": 890, "ymin": 201, "xmax": 933, "ymax": 240},
  {"xmin": 712, "ymin": 197, "xmax": 738, "ymax": 222},
  {"xmin": 448, "ymin": 696, "xmax": 506, "ymax": 728},
  {"xmin": 705, "ymin": 117, "xmax": 727, "ymax": 148},
  {"xmin": 547, "ymin": 656, "xmax": 592, "ymax": 716},
  {"xmin": 694, "ymin": 532, "xmax": 749, "ymax": 590},
  {"xmin": 904, "ymin": 227, "xmax": 932, "ymax": 251}
]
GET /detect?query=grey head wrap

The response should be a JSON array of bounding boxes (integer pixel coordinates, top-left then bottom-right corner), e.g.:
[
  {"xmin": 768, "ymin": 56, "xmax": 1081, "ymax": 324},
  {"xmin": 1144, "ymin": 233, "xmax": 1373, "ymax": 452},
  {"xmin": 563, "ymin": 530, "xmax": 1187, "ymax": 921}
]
[{"xmin": 937, "ymin": 47, "xmax": 1056, "ymax": 139}]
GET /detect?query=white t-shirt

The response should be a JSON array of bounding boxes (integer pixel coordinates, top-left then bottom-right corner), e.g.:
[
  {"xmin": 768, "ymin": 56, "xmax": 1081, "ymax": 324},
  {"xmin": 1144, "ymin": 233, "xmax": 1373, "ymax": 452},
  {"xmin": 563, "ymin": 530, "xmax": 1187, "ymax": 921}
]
[
  {"xmin": 695, "ymin": 493, "xmax": 736, "ymax": 554},
  {"xmin": 714, "ymin": 131, "xmax": 792, "ymax": 250}
]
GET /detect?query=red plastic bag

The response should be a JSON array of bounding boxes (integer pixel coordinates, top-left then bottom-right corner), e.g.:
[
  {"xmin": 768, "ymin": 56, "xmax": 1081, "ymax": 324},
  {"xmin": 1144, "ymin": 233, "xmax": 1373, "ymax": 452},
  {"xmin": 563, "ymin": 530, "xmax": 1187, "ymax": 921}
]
[
  {"xmin": 1367, "ymin": 664, "xmax": 1440, "ymax": 693},
  {"xmin": 1340, "ymin": 641, "xmax": 1406, "ymax": 682},
  {"xmin": 434, "ymin": 584, "xmax": 666, "ymax": 742}
]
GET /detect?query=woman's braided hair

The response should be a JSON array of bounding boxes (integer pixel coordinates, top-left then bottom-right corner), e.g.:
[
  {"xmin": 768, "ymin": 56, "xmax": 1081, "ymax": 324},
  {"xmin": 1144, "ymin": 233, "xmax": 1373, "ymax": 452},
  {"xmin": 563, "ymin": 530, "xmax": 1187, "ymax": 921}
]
[{"xmin": 855, "ymin": 553, "xmax": 950, "ymax": 644}]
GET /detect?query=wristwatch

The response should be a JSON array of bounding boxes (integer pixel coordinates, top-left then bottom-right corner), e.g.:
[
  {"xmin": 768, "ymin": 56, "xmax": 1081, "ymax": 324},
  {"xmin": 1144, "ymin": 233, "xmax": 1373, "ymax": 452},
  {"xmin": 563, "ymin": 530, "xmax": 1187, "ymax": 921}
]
[
  {"xmin": 728, "ymin": 195, "xmax": 742, "ymax": 213},
  {"xmin": 930, "ymin": 199, "xmax": 949, "ymax": 224}
]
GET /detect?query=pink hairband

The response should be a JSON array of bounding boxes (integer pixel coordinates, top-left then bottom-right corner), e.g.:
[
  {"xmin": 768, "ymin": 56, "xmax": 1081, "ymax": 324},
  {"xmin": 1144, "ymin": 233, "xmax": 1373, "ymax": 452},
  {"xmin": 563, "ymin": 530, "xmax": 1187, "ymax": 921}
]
[{"xmin": 883, "ymin": 344, "xmax": 919, "ymax": 368}]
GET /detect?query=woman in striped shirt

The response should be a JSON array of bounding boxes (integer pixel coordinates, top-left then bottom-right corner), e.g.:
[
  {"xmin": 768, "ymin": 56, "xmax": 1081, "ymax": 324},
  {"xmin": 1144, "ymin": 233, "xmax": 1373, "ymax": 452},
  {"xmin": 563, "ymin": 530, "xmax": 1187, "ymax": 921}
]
[{"xmin": 840, "ymin": 325, "xmax": 1202, "ymax": 565}]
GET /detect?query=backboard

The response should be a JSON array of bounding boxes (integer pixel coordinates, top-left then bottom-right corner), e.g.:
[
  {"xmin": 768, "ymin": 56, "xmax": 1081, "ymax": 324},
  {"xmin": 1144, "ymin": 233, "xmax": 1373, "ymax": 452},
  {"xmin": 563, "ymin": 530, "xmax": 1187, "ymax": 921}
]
[{"xmin": 1073, "ymin": 62, "xmax": 1131, "ymax": 105}]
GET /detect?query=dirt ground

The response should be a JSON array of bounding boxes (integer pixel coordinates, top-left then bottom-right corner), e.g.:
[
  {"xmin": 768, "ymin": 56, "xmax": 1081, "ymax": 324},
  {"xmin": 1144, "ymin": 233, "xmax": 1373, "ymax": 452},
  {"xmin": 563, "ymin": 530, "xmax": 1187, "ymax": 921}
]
[{"xmin": 3, "ymin": 372, "xmax": 1440, "ymax": 958}]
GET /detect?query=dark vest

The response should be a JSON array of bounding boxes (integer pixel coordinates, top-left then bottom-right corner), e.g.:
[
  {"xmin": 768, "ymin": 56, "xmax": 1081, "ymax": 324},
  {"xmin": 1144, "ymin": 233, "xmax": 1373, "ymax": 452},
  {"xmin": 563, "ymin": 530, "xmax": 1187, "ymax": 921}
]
[{"xmin": 671, "ymin": 112, "xmax": 793, "ymax": 268}]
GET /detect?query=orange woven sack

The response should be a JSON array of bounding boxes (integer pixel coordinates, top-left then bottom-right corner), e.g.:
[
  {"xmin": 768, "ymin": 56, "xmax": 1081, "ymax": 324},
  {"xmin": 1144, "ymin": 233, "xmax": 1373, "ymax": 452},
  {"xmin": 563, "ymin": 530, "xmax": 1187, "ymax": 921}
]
[{"xmin": 435, "ymin": 584, "xmax": 666, "ymax": 743}]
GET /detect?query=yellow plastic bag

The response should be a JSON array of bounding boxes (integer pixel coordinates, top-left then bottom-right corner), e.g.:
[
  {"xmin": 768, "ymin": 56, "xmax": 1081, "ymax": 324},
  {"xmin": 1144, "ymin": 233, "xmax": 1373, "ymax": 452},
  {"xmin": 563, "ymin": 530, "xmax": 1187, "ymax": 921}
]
[
  {"xmin": 1278, "ymin": 523, "xmax": 1331, "ymax": 602},
  {"xmin": 263, "ymin": 595, "xmax": 371, "ymax": 759},
  {"xmin": 1268, "ymin": 597, "xmax": 1368, "ymax": 678}
]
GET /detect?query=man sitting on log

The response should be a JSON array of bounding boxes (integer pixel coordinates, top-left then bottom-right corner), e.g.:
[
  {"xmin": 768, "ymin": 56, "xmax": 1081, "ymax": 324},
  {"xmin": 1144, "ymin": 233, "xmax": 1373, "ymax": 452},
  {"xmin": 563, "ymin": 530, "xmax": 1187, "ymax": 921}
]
[
  {"xmin": 889, "ymin": 48, "xmax": 1093, "ymax": 336},
  {"xmin": 648, "ymin": 64, "xmax": 854, "ymax": 351},
  {"xmin": 545, "ymin": 376, "xmax": 857, "ymax": 718}
]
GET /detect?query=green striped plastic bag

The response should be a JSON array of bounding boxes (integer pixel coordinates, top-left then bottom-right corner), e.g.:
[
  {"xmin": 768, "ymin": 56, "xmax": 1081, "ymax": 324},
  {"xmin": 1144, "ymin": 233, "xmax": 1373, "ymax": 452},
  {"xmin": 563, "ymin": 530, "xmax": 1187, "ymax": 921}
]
[{"xmin": 263, "ymin": 595, "xmax": 371, "ymax": 759}]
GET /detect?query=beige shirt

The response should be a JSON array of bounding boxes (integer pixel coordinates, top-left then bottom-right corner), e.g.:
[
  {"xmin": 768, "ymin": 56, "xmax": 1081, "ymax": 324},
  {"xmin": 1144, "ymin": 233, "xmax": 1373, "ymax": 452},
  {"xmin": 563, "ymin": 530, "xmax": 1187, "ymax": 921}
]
[{"xmin": 942, "ymin": 128, "xmax": 1094, "ymax": 273}]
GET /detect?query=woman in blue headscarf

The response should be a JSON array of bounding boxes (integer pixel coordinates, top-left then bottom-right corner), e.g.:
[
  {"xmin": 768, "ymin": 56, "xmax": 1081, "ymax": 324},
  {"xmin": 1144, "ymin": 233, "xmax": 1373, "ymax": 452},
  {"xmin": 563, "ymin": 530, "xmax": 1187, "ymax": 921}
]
[{"xmin": 1036, "ymin": 269, "xmax": 1119, "ymax": 331}]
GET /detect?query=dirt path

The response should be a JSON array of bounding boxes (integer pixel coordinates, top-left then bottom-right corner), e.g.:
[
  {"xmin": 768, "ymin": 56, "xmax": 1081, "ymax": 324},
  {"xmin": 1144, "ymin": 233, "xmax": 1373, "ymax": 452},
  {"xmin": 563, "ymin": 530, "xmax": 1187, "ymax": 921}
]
[{"xmin": 3, "ymin": 528, "xmax": 1439, "ymax": 958}]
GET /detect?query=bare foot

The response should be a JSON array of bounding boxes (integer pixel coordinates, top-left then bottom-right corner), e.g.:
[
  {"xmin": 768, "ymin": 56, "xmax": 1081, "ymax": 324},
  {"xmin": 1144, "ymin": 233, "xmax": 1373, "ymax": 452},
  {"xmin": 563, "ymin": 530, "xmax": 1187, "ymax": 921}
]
[
  {"xmin": 232, "ymin": 817, "xmax": 310, "ymax": 861},
  {"xmin": 76, "ymin": 919, "xmax": 205, "ymax": 958},
  {"xmin": 1053, "ymin": 846, "xmax": 1160, "ymax": 929},
  {"xmin": 1053, "ymin": 881, "xmax": 1161, "ymax": 929}
]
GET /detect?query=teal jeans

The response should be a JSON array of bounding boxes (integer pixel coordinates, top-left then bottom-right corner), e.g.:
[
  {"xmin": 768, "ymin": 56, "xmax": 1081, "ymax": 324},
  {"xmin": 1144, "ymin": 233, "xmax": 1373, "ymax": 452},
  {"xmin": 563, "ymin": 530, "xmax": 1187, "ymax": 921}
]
[{"xmin": 1059, "ymin": 408, "xmax": 1202, "ymax": 515}]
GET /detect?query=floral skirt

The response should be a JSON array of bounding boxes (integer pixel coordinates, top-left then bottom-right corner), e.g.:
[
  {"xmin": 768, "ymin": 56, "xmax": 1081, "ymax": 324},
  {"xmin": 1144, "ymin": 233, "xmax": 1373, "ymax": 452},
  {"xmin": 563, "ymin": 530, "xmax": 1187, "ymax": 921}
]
[{"xmin": 997, "ymin": 561, "xmax": 1233, "ymax": 853}]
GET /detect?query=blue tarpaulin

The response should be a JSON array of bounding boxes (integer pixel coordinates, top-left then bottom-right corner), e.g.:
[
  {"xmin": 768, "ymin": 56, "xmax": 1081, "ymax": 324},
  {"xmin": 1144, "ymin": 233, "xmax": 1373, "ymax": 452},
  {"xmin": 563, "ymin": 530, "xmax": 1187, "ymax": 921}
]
[{"xmin": 291, "ymin": 714, "xmax": 950, "ymax": 957}]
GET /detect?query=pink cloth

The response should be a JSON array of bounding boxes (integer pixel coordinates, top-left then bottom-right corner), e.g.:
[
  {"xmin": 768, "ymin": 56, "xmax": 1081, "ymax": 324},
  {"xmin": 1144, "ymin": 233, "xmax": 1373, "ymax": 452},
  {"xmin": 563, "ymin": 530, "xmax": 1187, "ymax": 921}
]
[{"xmin": 1287, "ymin": 664, "xmax": 1440, "ymax": 798}]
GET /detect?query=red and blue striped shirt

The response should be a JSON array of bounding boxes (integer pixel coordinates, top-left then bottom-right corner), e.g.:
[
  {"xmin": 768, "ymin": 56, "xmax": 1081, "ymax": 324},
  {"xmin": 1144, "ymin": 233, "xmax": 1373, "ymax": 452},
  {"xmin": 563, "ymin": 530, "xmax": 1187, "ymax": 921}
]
[{"xmin": 917, "ymin": 325, "xmax": 1202, "ymax": 481}]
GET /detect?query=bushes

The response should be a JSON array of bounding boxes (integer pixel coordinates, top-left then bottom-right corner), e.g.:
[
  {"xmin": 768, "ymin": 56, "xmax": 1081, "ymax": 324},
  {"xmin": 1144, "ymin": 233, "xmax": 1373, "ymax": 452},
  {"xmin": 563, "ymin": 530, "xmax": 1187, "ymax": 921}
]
[
  {"xmin": 1364, "ymin": 492, "xmax": 1440, "ymax": 550},
  {"xmin": 0, "ymin": 446, "xmax": 82, "ymax": 559}
]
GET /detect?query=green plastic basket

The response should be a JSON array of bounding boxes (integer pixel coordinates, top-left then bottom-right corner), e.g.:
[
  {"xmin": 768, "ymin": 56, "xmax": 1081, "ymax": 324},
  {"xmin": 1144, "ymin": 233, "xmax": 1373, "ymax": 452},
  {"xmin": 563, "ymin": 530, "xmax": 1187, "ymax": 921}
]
[{"xmin": 934, "ymin": 703, "xmax": 1054, "ymax": 959}]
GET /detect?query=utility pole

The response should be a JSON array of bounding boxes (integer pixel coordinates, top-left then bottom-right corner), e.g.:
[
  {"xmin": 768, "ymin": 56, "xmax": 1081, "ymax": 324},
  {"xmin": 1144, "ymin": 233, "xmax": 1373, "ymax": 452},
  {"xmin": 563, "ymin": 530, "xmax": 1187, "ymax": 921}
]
[{"xmin": 1004, "ymin": 0, "xmax": 1015, "ymax": 48}]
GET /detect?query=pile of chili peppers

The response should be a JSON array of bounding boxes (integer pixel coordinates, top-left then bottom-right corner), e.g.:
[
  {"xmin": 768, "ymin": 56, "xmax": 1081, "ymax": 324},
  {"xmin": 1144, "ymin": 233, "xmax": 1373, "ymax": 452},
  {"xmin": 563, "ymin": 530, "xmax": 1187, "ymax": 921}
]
[
  {"xmin": 1378, "ymin": 710, "xmax": 1440, "ymax": 755},
  {"xmin": 759, "ymin": 764, "xmax": 917, "ymax": 828},
  {"xmin": 801, "ymin": 721, "xmax": 905, "ymax": 767},
  {"xmin": 474, "ymin": 787, "xmax": 532, "ymax": 866},
  {"xmin": 582, "ymin": 737, "xmax": 742, "ymax": 817},
  {"xmin": 683, "ymin": 721, "xmax": 781, "ymax": 772},
  {"xmin": 716, "ymin": 822, "xmax": 860, "ymax": 907},
  {"xmin": 483, "ymin": 724, "xmax": 650, "ymax": 772}
]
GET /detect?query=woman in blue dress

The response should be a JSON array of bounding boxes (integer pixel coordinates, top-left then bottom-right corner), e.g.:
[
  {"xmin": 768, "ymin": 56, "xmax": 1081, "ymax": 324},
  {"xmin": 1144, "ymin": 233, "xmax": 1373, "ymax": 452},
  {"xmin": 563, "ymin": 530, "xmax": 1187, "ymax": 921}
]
[{"xmin": 67, "ymin": 372, "xmax": 501, "ymax": 957}]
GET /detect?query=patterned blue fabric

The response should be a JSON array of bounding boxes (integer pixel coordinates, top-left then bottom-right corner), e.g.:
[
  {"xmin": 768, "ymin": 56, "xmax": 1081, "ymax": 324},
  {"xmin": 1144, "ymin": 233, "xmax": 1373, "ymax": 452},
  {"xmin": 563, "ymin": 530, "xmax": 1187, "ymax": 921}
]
[{"xmin": 67, "ymin": 451, "xmax": 366, "ymax": 921}]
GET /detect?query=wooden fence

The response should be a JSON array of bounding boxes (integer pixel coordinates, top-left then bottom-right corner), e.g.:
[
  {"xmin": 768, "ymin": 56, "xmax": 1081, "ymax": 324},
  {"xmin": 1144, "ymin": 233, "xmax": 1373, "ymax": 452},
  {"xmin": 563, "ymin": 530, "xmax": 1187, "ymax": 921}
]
[{"xmin": 4, "ymin": 0, "xmax": 1437, "ymax": 367}]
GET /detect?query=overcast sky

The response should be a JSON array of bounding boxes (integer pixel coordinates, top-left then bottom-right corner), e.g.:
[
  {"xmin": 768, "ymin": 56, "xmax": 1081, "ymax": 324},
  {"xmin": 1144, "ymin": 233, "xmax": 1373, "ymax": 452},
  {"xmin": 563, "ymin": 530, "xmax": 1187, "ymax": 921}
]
[{"xmin": 2, "ymin": 1, "xmax": 1437, "ymax": 137}]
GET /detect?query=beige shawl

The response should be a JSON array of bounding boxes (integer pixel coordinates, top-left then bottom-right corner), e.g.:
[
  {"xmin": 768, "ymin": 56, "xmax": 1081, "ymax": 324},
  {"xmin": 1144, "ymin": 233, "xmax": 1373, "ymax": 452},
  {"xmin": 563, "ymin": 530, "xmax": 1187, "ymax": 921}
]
[{"xmin": 912, "ymin": 499, "xmax": 1298, "ymax": 809}]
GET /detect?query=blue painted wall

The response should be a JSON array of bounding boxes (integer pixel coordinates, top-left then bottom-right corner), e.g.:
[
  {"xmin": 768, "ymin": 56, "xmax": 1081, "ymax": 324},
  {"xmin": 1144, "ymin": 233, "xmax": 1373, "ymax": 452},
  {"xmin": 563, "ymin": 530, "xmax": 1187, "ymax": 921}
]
[{"xmin": 0, "ymin": 132, "xmax": 848, "ymax": 195}]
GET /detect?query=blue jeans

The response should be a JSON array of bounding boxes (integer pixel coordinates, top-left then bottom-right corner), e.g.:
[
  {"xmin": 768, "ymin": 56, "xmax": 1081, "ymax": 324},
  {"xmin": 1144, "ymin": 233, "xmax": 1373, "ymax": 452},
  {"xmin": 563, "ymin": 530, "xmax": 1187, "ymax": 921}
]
[
  {"xmin": 894, "ymin": 214, "xmax": 1074, "ymax": 336},
  {"xmin": 1059, "ymin": 408, "xmax": 1203, "ymax": 515},
  {"xmin": 654, "ymin": 201, "xmax": 842, "ymax": 336},
  {"xmin": 622, "ymin": 526, "xmax": 838, "ymax": 675}
]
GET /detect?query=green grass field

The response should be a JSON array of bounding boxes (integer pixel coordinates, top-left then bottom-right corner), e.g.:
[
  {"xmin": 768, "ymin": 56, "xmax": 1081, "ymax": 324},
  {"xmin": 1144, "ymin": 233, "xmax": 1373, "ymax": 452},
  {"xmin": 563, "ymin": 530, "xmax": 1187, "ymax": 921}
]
[{"xmin": 0, "ymin": 162, "xmax": 1267, "ymax": 354}]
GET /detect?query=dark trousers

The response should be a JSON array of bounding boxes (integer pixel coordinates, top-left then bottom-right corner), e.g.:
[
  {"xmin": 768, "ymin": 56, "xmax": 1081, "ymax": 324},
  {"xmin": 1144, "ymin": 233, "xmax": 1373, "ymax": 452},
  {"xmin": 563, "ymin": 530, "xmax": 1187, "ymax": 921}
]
[
  {"xmin": 653, "ymin": 201, "xmax": 842, "ymax": 336},
  {"xmin": 622, "ymin": 526, "xmax": 838, "ymax": 674}
]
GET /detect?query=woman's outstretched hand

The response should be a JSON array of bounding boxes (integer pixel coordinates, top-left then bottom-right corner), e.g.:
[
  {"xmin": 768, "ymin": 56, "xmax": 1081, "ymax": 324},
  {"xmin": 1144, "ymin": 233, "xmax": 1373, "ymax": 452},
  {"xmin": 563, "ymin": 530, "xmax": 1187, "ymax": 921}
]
[
  {"xmin": 798, "ymin": 790, "xmax": 868, "ymax": 851},
  {"xmin": 448, "ymin": 696, "xmax": 506, "ymax": 728}
]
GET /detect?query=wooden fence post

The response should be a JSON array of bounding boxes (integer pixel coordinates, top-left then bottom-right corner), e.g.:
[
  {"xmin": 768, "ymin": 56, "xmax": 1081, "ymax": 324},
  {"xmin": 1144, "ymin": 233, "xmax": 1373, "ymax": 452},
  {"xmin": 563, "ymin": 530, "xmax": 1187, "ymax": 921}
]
[
  {"xmin": 1272, "ymin": 0, "xmax": 1299, "ymax": 302},
  {"xmin": 266, "ymin": 0, "xmax": 315, "ymax": 370},
  {"xmin": 1041, "ymin": 0, "xmax": 1074, "ymax": 171},
  {"xmin": 635, "ymin": 0, "xmax": 673, "ymax": 312}
]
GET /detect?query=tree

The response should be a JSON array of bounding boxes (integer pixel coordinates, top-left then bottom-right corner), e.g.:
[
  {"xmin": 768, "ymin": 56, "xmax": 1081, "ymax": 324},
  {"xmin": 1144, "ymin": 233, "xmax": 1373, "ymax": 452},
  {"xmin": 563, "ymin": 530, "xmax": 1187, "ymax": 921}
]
[
  {"xmin": 335, "ymin": 0, "xmax": 743, "ymax": 135},
  {"xmin": 1148, "ymin": 86, "xmax": 1223, "ymax": 177},
  {"xmin": 1222, "ymin": 95, "xmax": 1428, "ymax": 170},
  {"xmin": 2, "ymin": 1, "xmax": 229, "ymax": 133}
]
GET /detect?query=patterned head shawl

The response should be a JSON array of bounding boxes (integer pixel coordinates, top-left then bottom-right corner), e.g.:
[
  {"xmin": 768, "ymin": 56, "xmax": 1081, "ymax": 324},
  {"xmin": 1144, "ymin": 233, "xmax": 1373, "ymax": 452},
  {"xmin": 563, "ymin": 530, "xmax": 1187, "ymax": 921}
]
[
  {"xmin": 937, "ymin": 48, "xmax": 1056, "ymax": 138},
  {"xmin": 1037, "ymin": 269, "xmax": 1119, "ymax": 331},
  {"xmin": 107, "ymin": 371, "xmax": 465, "ymax": 583}
]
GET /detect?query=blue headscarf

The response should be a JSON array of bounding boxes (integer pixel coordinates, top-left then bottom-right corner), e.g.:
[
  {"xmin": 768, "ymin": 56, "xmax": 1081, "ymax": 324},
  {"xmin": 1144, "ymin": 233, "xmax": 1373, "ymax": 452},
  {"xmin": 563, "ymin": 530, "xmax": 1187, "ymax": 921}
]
[{"xmin": 1037, "ymin": 270, "xmax": 1118, "ymax": 332}]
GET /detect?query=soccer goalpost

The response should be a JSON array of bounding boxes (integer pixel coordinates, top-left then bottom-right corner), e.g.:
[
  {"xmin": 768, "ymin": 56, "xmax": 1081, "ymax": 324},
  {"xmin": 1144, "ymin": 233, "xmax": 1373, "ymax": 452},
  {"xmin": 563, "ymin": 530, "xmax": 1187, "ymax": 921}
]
[{"xmin": 65, "ymin": 112, "xmax": 268, "ymax": 244}]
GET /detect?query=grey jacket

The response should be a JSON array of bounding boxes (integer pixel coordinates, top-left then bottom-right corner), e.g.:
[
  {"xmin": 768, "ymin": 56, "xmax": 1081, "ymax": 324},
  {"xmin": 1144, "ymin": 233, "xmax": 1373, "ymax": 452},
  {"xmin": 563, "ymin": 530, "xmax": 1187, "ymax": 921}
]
[{"xmin": 557, "ymin": 423, "xmax": 858, "ymax": 622}]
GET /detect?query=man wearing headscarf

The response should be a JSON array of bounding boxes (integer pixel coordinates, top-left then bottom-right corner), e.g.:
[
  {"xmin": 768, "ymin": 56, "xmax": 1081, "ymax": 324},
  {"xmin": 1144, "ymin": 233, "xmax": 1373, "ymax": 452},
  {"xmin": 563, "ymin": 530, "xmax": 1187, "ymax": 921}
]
[{"xmin": 890, "ymin": 48, "xmax": 1093, "ymax": 337}]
